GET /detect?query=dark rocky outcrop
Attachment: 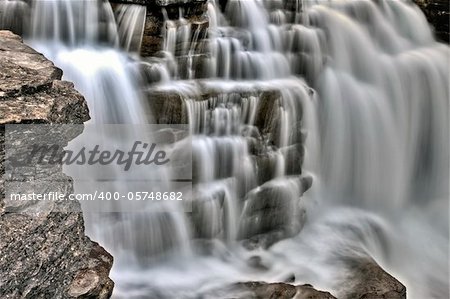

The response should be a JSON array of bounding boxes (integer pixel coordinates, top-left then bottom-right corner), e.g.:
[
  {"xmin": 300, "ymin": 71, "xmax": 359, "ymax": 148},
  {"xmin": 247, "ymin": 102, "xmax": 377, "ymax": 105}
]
[
  {"xmin": 414, "ymin": 0, "xmax": 449, "ymax": 43},
  {"xmin": 202, "ymin": 258, "xmax": 405, "ymax": 299},
  {"xmin": 202, "ymin": 281, "xmax": 337, "ymax": 299},
  {"xmin": 0, "ymin": 30, "xmax": 114, "ymax": 299},
  {"xmin": 230, "ymin": 282, "xmax": 337, "ymax": 299}
]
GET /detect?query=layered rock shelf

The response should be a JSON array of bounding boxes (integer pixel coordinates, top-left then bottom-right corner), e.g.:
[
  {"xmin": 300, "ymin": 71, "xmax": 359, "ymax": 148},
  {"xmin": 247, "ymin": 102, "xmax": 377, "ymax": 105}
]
[
  {"xmin": 111, "ymin": 0, "xmax": 209, "ymax": 57},
  {"xmin": 0, "ymin": 31, "xmax": 114, "ymax": 299}
]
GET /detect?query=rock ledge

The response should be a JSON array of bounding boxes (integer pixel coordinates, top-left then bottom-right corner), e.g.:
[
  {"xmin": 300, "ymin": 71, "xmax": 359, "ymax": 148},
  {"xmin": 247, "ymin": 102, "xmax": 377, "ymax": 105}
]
[{"xmin": 0, "ymin": 30, "xmax": 114, "ymax": 299}]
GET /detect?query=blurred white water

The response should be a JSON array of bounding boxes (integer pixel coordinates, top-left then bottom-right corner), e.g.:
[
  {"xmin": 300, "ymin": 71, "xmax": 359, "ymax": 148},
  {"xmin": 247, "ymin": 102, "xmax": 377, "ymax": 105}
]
[
  {"xmin": 0, "ymin": 0, "xmax": 448, "ymax": 298},
  {"xmin": 115, "ymin": 4, "xmax": 147, "ymax": 53}
]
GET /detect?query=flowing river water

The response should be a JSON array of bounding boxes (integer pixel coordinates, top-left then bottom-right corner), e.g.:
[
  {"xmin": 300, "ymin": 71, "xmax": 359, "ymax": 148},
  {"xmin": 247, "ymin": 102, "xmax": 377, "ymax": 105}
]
[{"xmin": 0, "ymin": 0, "xmax": 448, "ymax": 298}]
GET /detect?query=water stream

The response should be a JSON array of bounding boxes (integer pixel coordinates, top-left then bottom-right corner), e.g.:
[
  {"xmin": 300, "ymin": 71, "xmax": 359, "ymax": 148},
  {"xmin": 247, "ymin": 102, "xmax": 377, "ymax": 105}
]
[{"xmin": 1, "ymin": 0, "xmax": 448, "ymax": 298}]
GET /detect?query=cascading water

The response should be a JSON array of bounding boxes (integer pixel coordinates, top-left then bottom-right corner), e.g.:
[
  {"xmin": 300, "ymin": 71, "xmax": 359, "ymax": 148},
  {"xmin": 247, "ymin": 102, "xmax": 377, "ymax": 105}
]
[
  {"xmin": 1, "ymin": 0, "xmax": 448, "ymax": 298},
  {"xmin": 1, "ymin": 0, "xmax": 194, "ymax": 280},
  {"xmin": 115, "ymin": 4, "xmax": 147, "ymax": 53}
]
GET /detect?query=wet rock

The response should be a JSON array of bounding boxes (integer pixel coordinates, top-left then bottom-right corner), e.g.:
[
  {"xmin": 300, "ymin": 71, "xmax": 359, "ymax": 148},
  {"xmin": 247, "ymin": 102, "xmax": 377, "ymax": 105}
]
[
  {"xmin": 111, "ymin": 0, "xmax": 211, "ymax": 78},
  {"xmin": 204, "ymin": 281, "xmax": 336, "ymax": 299},
  {"xmin": 239, "ymin": 176, "xmax": 310, "ymax": 242},
  {"xmin": 0, "ymin": 33, "xmax": 61, "ymax": 97},
  {"xmin": 253, "ymin": 152, "xmax": 279, "ymax": 184},
  {"xmin": 414, "ymin": 0, "xmax": 449, "ymax": 43},
  {"xmin": 145, "ymin": 83, "xmax": 283, "ymax": 136},
  {"xmin": 246, "ymin": 255, "xmax": 270, "ymax": 271},
  {"xmin": 175, "ymin": 39, "xmax": 209, "ymax": 57},
  {"xmin": 141, "ymin": 35, "xmax": 164, "ymax": 57},
  {"xmin": 111, "ymin": 0, "xmax": 209, "ymax": 57},
  {"xmin": 202, "ymin": 259, "xmax": 404, "ymax": 299},
  {"xmin": 343, "ymin": 258, "xmax": 406, "ymax": 299},
  {"xmin": 280, "ymin": 143, "xmax": 305, "ymax": 176},
  {"xmin": 237, "ymin": 282, "xmax": 336, "ymax": 299},
  {"xmin": 283, "ymin": 274, "xmax": 296, "ymax": 283},
  {"xmin": 189, "ymin": 187, "xmax": 226, "ymax": 238},
  {"xmin": 254, "ymin": 90, "xmax": 282, "ymax": 143},
  {"xmin": 176, "ymin": 53, "xmax": 210, "ymax": 79},
  {"xmin": 146, "ymin": 90, "xmax": 188, "ymax": 124},
  {"xmin": 0, "ymin": 31, "xmax": 113, "ymax": 298}
]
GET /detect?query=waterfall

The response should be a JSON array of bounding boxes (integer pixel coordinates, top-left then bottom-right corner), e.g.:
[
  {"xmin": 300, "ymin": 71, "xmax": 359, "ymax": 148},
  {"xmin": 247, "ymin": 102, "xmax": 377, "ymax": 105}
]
[
  {"xmin": 0, "ymin": 0, "xmax": 28, "ymax": 35},
  {"xmin": 1, "ymin": 0, "xmax": 194, "ymax": 270},
  {"xmin": 115, "ymin": 4, "xmax": 147, "ymax": 53},
  {"xmin": 1, "ymin": 0, "xmax": 448, "ymax": 298}
]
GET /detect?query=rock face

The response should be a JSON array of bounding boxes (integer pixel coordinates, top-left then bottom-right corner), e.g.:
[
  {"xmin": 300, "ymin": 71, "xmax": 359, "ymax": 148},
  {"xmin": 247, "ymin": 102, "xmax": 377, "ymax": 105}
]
[
  {"xmin": 414, "ymin": 0, "xmax": 449, "ymax": 43},
  {"xmin": 238, "ymin": 176, "xmax": 310, "ymax": 243},
  {"xmin": 0, "ymin": 31, "xmax": 114, "ymax": 299},
  {"xmin": 343, "ymin": 259, "xmax": 407, "ymax": 299}
]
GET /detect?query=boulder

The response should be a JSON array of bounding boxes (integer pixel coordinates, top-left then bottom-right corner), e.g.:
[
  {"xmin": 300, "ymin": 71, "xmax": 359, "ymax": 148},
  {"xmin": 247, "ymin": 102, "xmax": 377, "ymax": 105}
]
[
  {"xmin": 0, "ymin": 31, "xmax": 114, "ymax": 299},
  {"xmin": 189, "ymin": 187, "xmax": 226, "ymax": 238},
  {"xmin": 238, "ymin": 176, "xmax": 311, "ymax": 243},
  {"xmin": 203, "ymin": 281, "xmax": 337, "ymax": 299},
  {"xmin": 343, "ymin": 258, "xmax": 407, "ymax": 299},
  {"xmin": 235, "ymin": 282, "xmax": 336, "ymax": 299}
]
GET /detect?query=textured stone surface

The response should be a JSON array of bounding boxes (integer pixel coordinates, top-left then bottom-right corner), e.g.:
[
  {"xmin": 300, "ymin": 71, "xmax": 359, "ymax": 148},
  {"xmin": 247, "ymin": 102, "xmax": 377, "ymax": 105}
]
[
  {"xmin": 343, "ymin": 259, "xmax": 407, "ymax": 299},
  {"xmin": 236, "ymin": 282, "xmax": 336, "ymax": 299},
  {"xmin": 0, "ymin": 31, "xmax": 114, "ymax": 299},
  {"xmin": 203, "ymin": 281, "xmax": 337, "ymax": 299}
]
